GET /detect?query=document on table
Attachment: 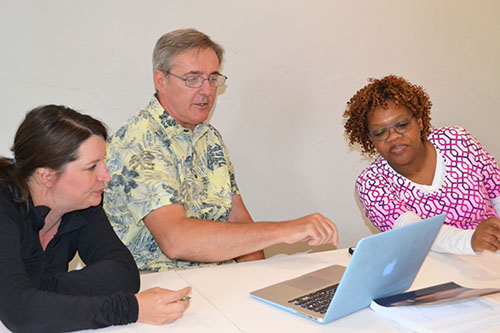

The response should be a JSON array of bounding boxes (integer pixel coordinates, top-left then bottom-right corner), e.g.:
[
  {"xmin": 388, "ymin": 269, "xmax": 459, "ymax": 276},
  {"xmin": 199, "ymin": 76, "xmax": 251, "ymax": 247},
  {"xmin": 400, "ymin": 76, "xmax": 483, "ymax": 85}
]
[
  {"xmin": 370, "ymin": 297, "xmax": 500, "ymax": 333},
  {"xmin": 373, "ymin": 282, "xmax": 500, "ymax": 307}
]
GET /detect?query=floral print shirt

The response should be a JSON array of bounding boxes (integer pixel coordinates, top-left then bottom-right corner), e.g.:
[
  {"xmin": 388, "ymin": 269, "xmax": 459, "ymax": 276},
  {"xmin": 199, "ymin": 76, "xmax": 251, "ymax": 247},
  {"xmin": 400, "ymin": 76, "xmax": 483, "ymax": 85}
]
[{"xmin": 103, "ymin": 95, "xmax": 239, "ymax": 271}]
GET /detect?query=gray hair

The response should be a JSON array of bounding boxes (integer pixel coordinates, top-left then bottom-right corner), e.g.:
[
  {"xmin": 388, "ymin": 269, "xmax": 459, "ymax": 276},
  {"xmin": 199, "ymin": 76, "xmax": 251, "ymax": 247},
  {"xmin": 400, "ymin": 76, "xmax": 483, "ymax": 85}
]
[{"xmin": 152, "ymin": 28, "xmax": 224, "ymax": 72}]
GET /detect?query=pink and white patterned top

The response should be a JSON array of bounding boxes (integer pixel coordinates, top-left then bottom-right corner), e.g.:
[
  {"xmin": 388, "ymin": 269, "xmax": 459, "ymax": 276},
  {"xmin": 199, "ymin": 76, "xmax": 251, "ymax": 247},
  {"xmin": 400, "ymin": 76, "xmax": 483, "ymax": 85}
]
[{"xmin": 356, "ymin": 127, "xmax": 500, "ymax": 231}]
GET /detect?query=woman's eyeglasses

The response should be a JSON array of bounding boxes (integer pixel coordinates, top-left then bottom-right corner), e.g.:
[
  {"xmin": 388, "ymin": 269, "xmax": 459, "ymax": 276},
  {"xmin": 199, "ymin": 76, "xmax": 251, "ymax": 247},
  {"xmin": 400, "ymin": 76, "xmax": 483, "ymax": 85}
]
[{"xmin": 369, "ymin": 116, "xmax": 413, "ymax": 141}]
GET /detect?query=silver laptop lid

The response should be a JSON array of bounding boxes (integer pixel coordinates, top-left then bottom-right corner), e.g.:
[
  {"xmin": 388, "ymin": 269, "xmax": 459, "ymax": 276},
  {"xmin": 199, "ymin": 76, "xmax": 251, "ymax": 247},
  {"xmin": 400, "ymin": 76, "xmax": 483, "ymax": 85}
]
[
  {"xmin": 250, "ymin": 213, "xmax": 445, "ymax": 324},
  {"xmin": 324, "ymin": 213, "xmax": 445, "ymax": 322}
]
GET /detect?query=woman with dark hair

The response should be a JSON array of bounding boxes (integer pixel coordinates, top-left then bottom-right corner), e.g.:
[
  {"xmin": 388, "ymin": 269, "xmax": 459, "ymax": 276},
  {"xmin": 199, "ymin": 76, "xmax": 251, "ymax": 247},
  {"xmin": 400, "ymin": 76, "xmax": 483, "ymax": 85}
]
[
  {"xmin": 0, "ymin": 105, "xmax": 190, "ymax": 332},
  {"xmin": 344, "ymin": 75, "xmax": 500, "ymax": 255}
]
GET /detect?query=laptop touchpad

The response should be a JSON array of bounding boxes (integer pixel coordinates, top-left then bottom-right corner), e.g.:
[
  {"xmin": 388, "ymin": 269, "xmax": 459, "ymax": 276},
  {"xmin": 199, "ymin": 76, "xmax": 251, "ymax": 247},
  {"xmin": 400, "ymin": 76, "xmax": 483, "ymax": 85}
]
[{"xmin": 286, "ymin": 275, "xmax": 332, "ymax": 291}]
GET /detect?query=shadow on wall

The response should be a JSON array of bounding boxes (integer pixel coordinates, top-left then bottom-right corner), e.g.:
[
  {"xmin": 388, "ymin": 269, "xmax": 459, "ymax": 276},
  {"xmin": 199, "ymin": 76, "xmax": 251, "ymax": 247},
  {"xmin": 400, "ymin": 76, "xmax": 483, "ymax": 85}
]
[
  {"xmin": 264, "ymin": 242, "xmax": 336, "ymax": 259},
  {"xmin": 264, "ymin": 191, "xmax": 379, "ymax": 259},
  {"xmin": 355, "ymin": 192, "xmax": 379, "ymax": 235}
]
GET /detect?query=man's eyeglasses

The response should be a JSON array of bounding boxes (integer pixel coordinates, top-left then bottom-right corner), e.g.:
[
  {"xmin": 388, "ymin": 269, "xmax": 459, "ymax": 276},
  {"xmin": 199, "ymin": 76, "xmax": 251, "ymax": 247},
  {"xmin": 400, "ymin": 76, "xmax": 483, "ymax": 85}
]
[
  {"xmin": 369, "ymin": 116, "xmax": 413, "ymax": 141},
  {"xmin": 165, "ymin": 71, "xmax": 227, "ymax": 88}
]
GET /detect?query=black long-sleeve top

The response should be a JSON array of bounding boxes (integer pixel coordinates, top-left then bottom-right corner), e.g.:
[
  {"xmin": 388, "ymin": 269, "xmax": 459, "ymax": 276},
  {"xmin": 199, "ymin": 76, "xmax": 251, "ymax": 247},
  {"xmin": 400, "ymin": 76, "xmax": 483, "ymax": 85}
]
[{"xmin": 0, "ymin": 184, "xmax": 140, "ymax": 332}]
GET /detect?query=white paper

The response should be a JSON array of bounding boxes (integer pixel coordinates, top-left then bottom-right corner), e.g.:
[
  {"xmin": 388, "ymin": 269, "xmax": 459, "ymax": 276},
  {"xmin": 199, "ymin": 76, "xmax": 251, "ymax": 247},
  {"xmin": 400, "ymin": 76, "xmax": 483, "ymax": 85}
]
[{"xmin": 370, "ymin": 298, "xmax": 500, "ymax": 333}]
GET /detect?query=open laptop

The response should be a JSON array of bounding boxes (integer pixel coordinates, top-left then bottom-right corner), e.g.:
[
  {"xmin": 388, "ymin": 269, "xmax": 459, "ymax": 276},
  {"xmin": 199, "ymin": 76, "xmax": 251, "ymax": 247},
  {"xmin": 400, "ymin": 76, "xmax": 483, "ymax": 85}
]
[{"xmin": 250, "ymin": 213, "xmax": 445, "ymax": 323}]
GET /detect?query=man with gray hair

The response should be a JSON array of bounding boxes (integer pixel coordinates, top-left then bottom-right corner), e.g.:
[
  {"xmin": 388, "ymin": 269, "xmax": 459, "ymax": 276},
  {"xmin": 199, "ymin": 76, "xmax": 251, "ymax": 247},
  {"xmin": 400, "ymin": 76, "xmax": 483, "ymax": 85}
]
[{"xmin": 104, "ymin": 28, "xmax": 338, "ymax": 272}]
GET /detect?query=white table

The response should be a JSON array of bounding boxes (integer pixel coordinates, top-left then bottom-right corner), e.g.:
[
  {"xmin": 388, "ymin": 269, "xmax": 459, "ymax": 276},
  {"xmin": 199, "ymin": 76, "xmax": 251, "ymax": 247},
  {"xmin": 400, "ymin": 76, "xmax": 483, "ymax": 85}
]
[
  {"xmin": 100, "ymin": 249, "xmax": 500, "ymax": 332},
  {"xmin": 2, "ymin": 250, "xmax": 500, "ymax": 332}
]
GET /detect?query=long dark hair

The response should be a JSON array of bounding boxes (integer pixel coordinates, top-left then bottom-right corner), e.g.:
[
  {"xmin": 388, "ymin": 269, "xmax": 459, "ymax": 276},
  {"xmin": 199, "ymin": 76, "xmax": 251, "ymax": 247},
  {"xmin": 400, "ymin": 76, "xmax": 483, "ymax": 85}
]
[{"xmin": 0, "ymin": 105, "xmax": 107, "ymax": 201}]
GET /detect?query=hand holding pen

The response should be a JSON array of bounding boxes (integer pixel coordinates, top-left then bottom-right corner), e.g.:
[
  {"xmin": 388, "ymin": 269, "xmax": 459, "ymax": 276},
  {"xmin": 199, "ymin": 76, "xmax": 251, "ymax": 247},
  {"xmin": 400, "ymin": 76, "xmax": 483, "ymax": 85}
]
[{"xmin": 135, "ymin": 286, "xmax": 192, "ymax": 325}]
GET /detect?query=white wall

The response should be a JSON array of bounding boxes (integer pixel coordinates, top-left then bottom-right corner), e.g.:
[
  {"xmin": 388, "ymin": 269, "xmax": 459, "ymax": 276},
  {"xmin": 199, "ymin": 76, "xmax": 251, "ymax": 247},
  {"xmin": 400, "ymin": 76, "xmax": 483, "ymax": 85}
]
[{"xmin": 1, "ymin": 0, "xmax": 499, "ymax": 255}]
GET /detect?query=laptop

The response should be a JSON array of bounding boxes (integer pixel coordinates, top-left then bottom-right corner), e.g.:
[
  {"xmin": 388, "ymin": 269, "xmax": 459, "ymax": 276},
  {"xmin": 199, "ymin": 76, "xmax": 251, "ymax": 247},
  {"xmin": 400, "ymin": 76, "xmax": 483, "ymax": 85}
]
[{"xmin": 250, "ymin": 213, "xmax": 445, "ymax": 323}]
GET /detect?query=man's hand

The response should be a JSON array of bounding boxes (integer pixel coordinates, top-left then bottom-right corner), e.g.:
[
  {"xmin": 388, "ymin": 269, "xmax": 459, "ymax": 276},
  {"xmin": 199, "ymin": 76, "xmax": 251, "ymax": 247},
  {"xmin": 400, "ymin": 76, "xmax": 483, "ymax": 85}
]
[
  {"xmin": 471, "ymin": 217, "xmax": 500, "ymax": 252},
  {"xmin": 145, "ymin": 202, "xmax": 337, "ymax": 262},
  {"xmin": 283, "ymin": 213, "xmax": 338, "ymax": 247},
  {"xmin": 136, "ymin": 286, "xmax": 191, "ymax": 325}
]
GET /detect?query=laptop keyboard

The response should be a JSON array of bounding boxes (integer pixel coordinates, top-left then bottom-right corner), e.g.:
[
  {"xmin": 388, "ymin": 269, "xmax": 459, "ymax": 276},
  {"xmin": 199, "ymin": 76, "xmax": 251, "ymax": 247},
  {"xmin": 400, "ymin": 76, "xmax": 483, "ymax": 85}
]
[{"xmin": 288, "ymin": 284, "xmax": 339, "ymax": 314}]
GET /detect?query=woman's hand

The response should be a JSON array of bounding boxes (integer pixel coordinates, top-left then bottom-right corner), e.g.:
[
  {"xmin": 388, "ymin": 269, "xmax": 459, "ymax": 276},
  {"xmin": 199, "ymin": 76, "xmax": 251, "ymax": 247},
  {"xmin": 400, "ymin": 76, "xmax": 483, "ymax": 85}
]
[
  {"xmin": 471, "ymin": 217, "xmax": 500, "ymax": 252},
  {"xmin": 135, "ymin": 286, "xmax": 191, "ymax": 325}
]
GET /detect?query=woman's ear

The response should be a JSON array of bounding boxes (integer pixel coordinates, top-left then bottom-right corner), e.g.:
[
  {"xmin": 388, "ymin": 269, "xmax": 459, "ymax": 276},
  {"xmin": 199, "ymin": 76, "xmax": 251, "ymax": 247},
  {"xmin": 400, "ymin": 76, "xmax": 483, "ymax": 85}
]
[{"xmin": 35, "ymin": 167, "xmax": 57, "ymax": 187}]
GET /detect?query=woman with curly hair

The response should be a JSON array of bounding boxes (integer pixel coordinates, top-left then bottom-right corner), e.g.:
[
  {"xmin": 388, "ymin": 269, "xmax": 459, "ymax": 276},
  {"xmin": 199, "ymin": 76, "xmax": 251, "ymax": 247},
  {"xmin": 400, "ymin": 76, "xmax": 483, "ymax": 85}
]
[{"xmin": 344, "ymin": 75, "xmax": 500, "ymax": 254}]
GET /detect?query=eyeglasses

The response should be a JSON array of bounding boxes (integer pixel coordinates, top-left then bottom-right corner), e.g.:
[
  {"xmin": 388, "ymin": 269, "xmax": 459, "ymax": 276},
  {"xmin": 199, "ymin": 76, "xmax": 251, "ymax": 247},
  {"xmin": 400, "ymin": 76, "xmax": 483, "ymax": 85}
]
[
  {"xmin": 165, "ymin": 71, "xmax": 227, "ymax": 88},
  {"xmin": 369, "ymin": 116, "xmax": 413, "ymax": 141}
]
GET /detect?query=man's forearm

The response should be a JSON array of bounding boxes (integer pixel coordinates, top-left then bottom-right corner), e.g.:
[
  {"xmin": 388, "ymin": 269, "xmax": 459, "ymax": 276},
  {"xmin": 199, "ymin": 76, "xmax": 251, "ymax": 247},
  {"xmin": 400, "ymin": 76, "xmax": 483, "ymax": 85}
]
[
  {"xmin": 144, "ymin": 202, "xmax": 337, "ymax": 263},
  {"xmin": 153, "ymin": 218, "xmax": 286, "ymax": 262}
]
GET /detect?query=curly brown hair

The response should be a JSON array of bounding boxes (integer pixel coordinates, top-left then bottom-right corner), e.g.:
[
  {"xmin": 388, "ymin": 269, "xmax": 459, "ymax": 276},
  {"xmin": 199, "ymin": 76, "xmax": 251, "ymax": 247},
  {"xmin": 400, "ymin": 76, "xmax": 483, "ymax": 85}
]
[{"xmin": 343, "ymin": 75, "xmax": 433, "ymax": 156}]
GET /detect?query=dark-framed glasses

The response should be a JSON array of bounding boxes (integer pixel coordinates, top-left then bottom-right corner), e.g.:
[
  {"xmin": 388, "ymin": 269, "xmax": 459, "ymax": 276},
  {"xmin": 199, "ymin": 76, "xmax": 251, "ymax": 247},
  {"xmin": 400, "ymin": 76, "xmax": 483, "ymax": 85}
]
[
  {"xmin": 165, "ymin": 71, "xmax": 227, "ymax": 88},
  {"xmin": 369, "ymin": 116, "xmax": 413, "ymax": 141}
]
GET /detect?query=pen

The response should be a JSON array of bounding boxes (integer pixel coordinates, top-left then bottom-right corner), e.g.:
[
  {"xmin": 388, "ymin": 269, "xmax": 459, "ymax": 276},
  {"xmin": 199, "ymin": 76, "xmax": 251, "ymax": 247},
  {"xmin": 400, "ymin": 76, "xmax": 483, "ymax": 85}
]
[{"xmin": 181, "ymin": 296, "xmax": 191, "ymax": 301}]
